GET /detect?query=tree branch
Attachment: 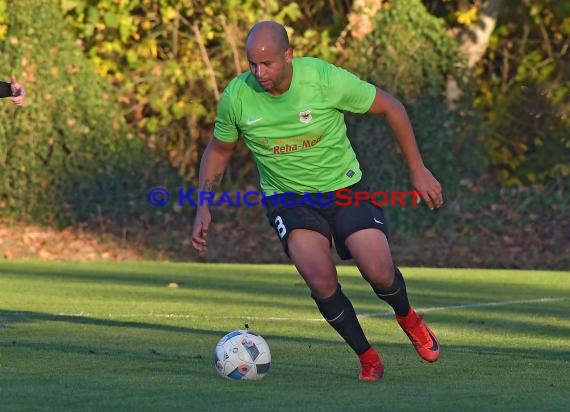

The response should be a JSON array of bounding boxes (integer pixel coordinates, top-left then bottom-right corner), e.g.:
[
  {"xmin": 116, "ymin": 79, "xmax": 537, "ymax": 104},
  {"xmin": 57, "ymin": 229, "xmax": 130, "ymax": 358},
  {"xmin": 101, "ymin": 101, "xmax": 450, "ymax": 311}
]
[
  {"xmin": 447, "ymin": 0, "xmax": 502, "ymax": 108},
  {"xmin": 178, "ymin": 14, "xmax": 220, "ymax": 102},
  {"xmin": 220, "ymin": 17, "xmax": 242, "ymax": 76},
  {"xmin": 459, "ymin": 0, "xmax": 502, "ymax": 68}
]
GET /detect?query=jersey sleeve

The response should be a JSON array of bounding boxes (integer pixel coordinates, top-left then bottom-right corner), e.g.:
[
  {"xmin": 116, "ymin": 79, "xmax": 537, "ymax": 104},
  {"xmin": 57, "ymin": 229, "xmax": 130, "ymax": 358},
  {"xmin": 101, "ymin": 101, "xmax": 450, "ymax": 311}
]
[
  {"xmin": 213, "ymin": 84, "xmax": 240, "ymax": 142},
  {"xmin": 325, "ymin": 63, "xmax": 376, "ymax": 114},
  {"xmin": 0, "ymin": 81, "xmax": 12, "ymax": 98}
]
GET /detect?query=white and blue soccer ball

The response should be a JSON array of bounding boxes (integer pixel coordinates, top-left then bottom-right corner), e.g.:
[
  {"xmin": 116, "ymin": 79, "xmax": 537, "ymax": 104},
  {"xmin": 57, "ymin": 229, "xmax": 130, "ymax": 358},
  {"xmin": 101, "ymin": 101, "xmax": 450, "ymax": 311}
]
[{"xmin": 214, "ymin": 330, "xmax": 271, "ymax": 380}]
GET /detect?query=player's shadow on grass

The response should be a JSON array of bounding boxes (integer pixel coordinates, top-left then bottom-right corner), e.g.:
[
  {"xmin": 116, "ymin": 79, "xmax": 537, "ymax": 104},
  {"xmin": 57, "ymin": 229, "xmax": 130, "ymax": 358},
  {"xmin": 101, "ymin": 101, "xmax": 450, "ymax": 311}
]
[
  {"xmin": 4, "ymin": 264, "xmax": 566, "ymax": 304},
  {"xmin": 0, "ymin": 264, "xmax": 313, "ymax": 300},
  {"xmin": 0, "ymin": 309, "xmax": 222, "ymax": 335},
  {"xmin": 2, "ymin": 308, "xmax": 568, "ymax": 363},
  {"xmin": 0, "ymin": 264, "xmax": 323, "ymax": 313},
  {"xmin": 2, "ymin": 264, "xmax": 568, "ymax": 334},
  {"xmin": 0, "ymin": 309, "xmax": 340, "ymax": 349}
]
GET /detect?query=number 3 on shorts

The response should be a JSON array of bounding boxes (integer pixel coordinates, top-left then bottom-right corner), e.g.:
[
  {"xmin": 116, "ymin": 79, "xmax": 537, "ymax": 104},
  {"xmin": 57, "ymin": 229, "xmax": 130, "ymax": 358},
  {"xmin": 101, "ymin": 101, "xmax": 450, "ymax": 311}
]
[{"xmin": 274, "ymin": 215, "xmax": 287, "ymax": 238}]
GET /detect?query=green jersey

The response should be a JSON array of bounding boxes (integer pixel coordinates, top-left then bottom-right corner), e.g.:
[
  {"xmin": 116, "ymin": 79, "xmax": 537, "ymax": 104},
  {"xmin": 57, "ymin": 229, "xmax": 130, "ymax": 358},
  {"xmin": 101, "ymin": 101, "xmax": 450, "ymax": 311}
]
[{"xmin": 214, "ymin": 57, "xmax": 376, "ymax": 193}]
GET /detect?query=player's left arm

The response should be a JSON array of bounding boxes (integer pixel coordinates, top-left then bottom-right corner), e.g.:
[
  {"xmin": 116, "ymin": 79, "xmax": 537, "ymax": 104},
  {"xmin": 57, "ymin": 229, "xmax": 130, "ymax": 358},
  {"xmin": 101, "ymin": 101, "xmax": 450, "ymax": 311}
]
[{"xmin": 366, "ymin": 88, "xmax": 443, "ymax": 210}]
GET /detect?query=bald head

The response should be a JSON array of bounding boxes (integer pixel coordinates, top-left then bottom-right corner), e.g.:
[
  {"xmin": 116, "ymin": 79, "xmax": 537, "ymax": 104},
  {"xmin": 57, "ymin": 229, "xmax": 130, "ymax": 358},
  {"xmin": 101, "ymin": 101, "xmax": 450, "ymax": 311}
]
[
  {"xmin": 245, "ymin": 21, "xmax": 293, "ymax": 95},
  {"xmin": 246, "ymin": 21, "xmax": 290, "ymax": 54}
]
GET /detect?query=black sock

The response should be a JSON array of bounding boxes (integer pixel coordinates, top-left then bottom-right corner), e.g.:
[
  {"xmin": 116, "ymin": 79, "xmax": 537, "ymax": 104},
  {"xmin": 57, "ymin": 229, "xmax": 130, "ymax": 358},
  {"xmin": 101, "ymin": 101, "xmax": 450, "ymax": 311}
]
[
  {"xmin": 373, "ymin": 266, "xmax": 411, "ymax": 316},
  {"xmin": 312, "ymin": 284, "xmax": 371, "ymax": 355}
]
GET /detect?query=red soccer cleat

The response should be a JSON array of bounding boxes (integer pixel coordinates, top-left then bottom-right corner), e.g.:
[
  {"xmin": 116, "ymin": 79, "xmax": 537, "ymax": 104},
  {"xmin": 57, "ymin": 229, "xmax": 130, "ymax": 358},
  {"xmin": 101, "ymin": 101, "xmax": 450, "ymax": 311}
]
[
  {"xmin": 396, "ymin": 308, "xmax": 440, "ymax": 363},
  {"xmin": 358, "ymin": 347, "xmax": 384, "ymax": 381}
]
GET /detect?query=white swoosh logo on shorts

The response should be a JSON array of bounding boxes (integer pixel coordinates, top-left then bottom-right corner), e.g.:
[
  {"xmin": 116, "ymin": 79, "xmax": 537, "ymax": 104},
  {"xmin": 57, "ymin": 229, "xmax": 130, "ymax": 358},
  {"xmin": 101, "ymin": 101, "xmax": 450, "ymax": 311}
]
[
  {"xmin": 246, "ymin": 117, "xmax": 263, "ymax": 125},
  {"xmin": 374, "ymin": 217, "xmax": 383, "ymax": 224}
]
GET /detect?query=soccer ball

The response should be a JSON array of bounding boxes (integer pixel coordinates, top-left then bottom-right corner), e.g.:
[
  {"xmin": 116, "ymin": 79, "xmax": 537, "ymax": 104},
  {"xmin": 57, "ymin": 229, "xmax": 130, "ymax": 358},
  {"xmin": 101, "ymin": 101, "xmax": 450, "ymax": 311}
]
[{"xmin": 214, "ymin": 330, "xmax": 271, "ymax": 380}]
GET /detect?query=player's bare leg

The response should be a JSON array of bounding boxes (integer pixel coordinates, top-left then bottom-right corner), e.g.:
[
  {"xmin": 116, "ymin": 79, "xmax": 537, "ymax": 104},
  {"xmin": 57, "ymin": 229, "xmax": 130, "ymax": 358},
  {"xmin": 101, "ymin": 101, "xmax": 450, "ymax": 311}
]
[
  {"xmin": 346, "ymin": 228, "xmax": 440, "ymax": 362},
  {"xmin": 287, "ymin": 229, "xmax": 337, "ymax": 298},
  {"xmin": 345, "ymin": 228, "xmax": 394, "ymax": 289},
  {"xmin": 288, "ymin": 229, "xmax": 383, "ymax": 380}
]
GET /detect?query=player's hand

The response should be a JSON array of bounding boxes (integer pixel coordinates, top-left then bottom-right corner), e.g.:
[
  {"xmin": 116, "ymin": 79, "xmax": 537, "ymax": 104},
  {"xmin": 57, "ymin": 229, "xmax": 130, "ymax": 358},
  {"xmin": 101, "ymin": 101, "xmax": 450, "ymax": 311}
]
[
  {"xmin": 191, "ymin": 207, "xmax": 212, "ymax": 253},
  {"xmin": 410, "ymin": 166, "xmax": 443, "ymax": 211},
  {"xmin": 10, "ymin": 75, "xmax": 25, "ymax": 106}
]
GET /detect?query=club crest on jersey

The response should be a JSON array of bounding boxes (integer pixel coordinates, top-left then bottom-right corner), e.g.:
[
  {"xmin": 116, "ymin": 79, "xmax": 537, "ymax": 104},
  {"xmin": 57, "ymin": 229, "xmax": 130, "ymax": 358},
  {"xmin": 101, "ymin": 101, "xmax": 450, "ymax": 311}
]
[{"xmin": 299, "ymin": 109, "xmax": 312, "ymax": 124}]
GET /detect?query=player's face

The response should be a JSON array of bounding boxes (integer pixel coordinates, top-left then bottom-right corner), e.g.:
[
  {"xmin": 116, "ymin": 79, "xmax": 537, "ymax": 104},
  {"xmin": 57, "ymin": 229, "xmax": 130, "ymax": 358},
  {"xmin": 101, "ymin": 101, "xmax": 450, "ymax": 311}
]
[{"xmin": 246, "ymin": 45, "xmax": 292, "ymax": 95}]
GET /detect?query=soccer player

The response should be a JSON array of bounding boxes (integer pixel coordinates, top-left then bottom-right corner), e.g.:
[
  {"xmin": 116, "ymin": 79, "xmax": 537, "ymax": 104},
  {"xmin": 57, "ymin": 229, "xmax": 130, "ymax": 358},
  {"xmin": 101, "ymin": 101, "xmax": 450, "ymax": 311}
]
[
  {"xmin": 192, "ymin": 21, "xmax": 442, "ymax": 381},
  {"xmin": 0, "ymin": 75, "xmax": 25, "ymax": 106}
]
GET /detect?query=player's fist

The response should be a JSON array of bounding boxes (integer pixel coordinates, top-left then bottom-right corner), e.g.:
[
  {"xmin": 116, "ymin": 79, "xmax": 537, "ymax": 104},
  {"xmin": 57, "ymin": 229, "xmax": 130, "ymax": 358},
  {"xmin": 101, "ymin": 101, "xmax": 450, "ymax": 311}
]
[
  {"xmin": 10, "ymin": 75, "xmax": 25, "ymax": 106},
  {"xmin": 191, "ymin": 207, "xmax": 212, "ymax": 253}
]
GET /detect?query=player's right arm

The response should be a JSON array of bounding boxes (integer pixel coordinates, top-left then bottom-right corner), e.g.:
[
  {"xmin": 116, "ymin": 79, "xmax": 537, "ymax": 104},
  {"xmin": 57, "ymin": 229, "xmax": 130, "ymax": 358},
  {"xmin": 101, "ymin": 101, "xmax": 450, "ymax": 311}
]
[
  {"xmin": 191, "ymin": 137, "xmax": 236, "ymax": 253},
  {"xmin": 0, "ymin": 76, "xmax": 25, "ymax": 105},
  {"xmin": 192, "ymin": 77, "xmax": 242, "ymax": 252}
]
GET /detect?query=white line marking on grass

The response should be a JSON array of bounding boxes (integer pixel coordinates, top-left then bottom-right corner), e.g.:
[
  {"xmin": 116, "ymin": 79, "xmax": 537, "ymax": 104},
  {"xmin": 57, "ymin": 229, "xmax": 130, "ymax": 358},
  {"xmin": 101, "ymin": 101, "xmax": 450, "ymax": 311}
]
[
  {"xmin": 56, "ymin": 313, "xmax": 328, "ymax": 322},
  {"xmin": 358, "ymin": 297, "xmax": 566, "ymax": 318},
  {"xmin": 47, "ymin": 296, "xmax": 566, "ymax": 323}
]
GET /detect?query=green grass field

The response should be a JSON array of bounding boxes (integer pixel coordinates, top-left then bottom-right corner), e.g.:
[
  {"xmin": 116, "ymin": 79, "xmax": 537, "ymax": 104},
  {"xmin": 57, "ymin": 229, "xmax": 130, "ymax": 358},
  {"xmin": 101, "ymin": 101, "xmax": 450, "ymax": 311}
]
[{"xmin": 1, "ymin": 260, "xmax": 568, "ymax": 411}]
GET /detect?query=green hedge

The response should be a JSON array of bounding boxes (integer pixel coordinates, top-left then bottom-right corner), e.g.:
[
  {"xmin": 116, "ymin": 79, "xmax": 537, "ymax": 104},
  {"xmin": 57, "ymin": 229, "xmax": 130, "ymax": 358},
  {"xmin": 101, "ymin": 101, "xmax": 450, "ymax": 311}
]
[
  {"xmin": 341, "ymin": 0, "xmax": 476, "ymax": 235},
  {"xmin": 0, "ymin": 0, "xmax": 180, "ymax": 227}
]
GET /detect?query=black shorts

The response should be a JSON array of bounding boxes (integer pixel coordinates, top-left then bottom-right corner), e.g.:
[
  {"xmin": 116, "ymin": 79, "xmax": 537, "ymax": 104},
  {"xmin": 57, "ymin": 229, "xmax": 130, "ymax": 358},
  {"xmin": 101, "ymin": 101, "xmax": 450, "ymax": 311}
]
[{"xmin": 264, "ymin": 178, "xmax": 389, "ymax": 260}]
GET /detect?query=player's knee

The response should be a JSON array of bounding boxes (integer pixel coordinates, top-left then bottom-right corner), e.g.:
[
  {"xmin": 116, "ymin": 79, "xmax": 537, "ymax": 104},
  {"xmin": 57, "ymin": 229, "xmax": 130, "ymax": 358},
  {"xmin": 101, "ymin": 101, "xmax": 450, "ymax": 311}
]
[
  {"xmin": 308, "ymin": 277, "xmax": 339, "ymax": 299},
  {"xmin": 364, "ymin": 262, "xmax": 395, "ymax": 289}
]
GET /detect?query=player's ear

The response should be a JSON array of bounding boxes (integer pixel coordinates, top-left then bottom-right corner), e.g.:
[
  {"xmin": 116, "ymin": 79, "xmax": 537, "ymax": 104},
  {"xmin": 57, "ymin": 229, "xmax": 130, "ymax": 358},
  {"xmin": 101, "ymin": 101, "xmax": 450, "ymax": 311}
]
[{"xmin": 284, "ymin": 47, "xmax": 293, "ymax": 63}]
